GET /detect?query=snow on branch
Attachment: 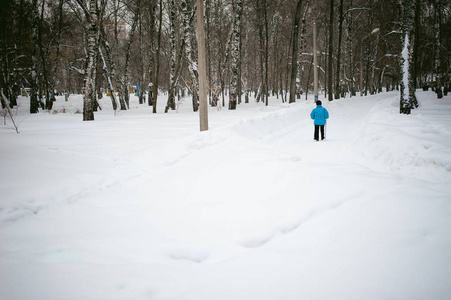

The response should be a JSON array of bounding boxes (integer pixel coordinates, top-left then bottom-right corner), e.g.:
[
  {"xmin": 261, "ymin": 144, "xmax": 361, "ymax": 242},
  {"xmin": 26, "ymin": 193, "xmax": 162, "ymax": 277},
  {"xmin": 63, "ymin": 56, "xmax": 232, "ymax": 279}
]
[
  {"xmin": 345, "ymin": 7, "xmax": 370, "ymax": 15},
  {"xmin": 69, "ymin": 64, "xmax": 86, "ymax": 75}
]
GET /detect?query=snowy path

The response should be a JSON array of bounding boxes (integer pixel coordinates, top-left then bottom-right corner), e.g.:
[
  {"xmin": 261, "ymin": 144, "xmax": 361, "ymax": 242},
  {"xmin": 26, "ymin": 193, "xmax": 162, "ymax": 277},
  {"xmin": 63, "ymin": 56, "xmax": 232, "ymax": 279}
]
[{"xmin": 1, "ymin": 91, "xmax": 451, "ymax": 300}]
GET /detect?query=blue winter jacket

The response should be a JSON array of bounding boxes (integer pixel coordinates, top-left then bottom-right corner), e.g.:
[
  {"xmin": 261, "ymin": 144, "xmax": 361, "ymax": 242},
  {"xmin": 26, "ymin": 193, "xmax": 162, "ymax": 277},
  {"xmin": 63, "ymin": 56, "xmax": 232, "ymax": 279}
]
[{"xmin": 310, "ymin": 105, "xmax": 329, "ymax": 125}]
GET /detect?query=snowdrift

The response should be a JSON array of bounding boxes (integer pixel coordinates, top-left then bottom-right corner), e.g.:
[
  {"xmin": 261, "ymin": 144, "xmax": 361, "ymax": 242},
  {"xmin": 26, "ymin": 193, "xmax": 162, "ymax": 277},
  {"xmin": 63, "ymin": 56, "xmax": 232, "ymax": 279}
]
[{"xmin": 1, "ymin": 91, "xmax": 450, "ymax": 300}]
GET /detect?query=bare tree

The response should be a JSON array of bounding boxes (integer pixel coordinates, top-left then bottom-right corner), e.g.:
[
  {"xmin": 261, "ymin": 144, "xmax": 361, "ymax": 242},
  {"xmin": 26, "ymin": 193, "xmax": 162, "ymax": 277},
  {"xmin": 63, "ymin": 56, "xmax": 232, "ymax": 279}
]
[
  {"xmin": 327, "ymin": 0, "xmax": 334, "ymax": 101},
  {"xmin": 400, "ymin": 0, "xmax": 418, "ymax": 114},
  {"xmin": 434, "ymin": 0, "xmax": 443, "ymax": 98},
  {"xmin": 334, "ymin": 0, "xmax": 344, "ymax": 99},
  {"xmin": 152, "ymin": 0, "xmax": 163, "ymax": 113},
  {"xmin": 30, "ymin": 0, "xmax": 40, "ymax": 113},
  {"xmin": 166, "ymin": 0, "xmax": 180, "ymax": 112},
  {"xmin": 82, "ymin": 0, "xmax": 99, "ymax": 121},
  {"xmin": 181, "ymin": 0, "xmax": 199, "ymax": 112},
  {"xmin": 229, "ymin": 0, "xmax": 243, "ymax": 109},
  {"xmin": 289, "ymin": 0, "xmax": 303, "ymax": 104},
  {"xmin": 1, "ymin": 0, "xmax": 449, "ymax": 119}
]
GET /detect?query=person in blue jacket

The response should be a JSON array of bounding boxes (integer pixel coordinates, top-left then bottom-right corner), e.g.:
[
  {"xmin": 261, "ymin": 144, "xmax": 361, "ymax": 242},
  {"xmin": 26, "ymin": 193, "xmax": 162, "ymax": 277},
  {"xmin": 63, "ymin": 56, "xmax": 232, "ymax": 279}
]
[{"xmin": 310, "ymin": 100, "xmax": 329, "ymax": 141}]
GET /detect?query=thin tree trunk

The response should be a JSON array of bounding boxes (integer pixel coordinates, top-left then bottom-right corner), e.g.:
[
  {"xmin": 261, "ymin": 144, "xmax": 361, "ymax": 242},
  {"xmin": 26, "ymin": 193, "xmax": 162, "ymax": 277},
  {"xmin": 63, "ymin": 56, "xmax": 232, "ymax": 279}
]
[
  {"xmin": 364, "ymin": 0, "xmax": 373, "ymax": 96},
  {"xmin": 335, "ymin": 0, "xmax": 344, "ymax": 99},
  {"xmin": 99, "ymin": 19, "xmax": 121, "ymax": 112},
  {"xmin": 110, "ymin": 0, "xmax": 126, "ymax": 110},
  {"xmin": 264, "ymin": 0, "xmax": 269, "ymax": 106},
  {"xmin": 30, "ymin": 0, "xmax": 39, "ymax": 113},
  {"xmin": 434, "ymin": 0, "xmax": 443, "ymax": 98},
  {"xmin": 182, "ymin": 0, "xmax": 199, "ymax": 112},
  {"xmin": 255, "ymin": 0, "xmax": 267, "ymax": 106},
  {"xmin": 37, "ymin": 0, "xmax": 53, "ymax": 110},
  {"xmin": 166, "ymin": 0, "xmax": 177, "ymax": 112},
  {"xmin": 48, "ymin": 0, "xmax": 64, "ymax": 106},
  {"xmin": 205, "ymin": 0, "xmax": 212, "ymax": 105},
  {"xmin": 347, "ymin": 0, "xmax": 355, "ymax": 97},
  {"xmin": 238, "ymin": 16, "xmax": 243, "ymax": 105},
  {"xmin": 412, "ymin": 0, "xmax": 420, "ymax": 89},
  {"xmin": 99, "ymin": 46, "xmax": 118, "ymax": 112},
  {"xmin": 147, "ymin": 0, "xmax": 155, "ymax": 107},
  {"xmin": 123, "ymin": 2, "xmax": 140, "ymax": 109},
  {"xmin": 197, "ymin": 0, "xmax": 208, "ymax": 131},
  {"xmin": 327, "ymin": 0, "xmax": 334, "ymax": 101},
  {"xmin": 289, "ymin": 0, "xmax": 303, "ymax": 104},
  {"xmin": 298, "ymin": 0, "xmax": 309, "ymax": 99},
  {"xmin": 360, "ymin": 46, "xmax": 364, "ymax": 96},
  {"xmin": 138, "ymin": 4, "xmax": 145, "ymax": 105},
  {"xmin": 83, "ymin": 0, "xmax": 97, "ymax": 121},
  {"xmin": 313, "ymin": 21, "xmax": 318, "ymax": 100},
  {"xmin": 229, "ymin": 0, "xmax": 243, "ymax": 110},
  {"xmin": 153, "ymin": 0, "xmax": 163, "ymax": 113}
]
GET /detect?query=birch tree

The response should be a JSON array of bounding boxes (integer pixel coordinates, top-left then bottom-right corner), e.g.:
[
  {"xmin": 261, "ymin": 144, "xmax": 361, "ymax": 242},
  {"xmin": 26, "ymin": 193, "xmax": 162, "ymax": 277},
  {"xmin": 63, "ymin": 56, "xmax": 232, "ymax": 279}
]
[
  {"xmin": 152, "ymin": 0, "xmax": 163, "ymax": 113},
  {"xmin": 229, "ymin": 0, "xmax": 243, "ymax": 110},
  {"xmin": 1, "ymin": 0, "xmax": 450, "ymax": 120},
  {"xmin": 289, "ymin": 0, "xmax": 303, "ymax": 104},
  {"xmin": 181, "ymin": 0, "xmax": 199, "ymax": 112},
  {"xmin": 399, "ymin": 0, "xmax": 418, "ymax": 114},
  {"xmin": 122, "ymin": 2, "xmax": 140, "ymax": 109},
  {"xmin": 254, "ymin": 0, "xmax": 269, "ymax": 106},
  {"xmin": 82, "ymin": 0, "xmax": 98, "ymax": 121},
  {"xmin": 166, "ymin": 0, "xmax": 178, "ymax": 112},
  {"xmin": 146, "ymin": 0, "xmax": 156, "ymax": 108}
]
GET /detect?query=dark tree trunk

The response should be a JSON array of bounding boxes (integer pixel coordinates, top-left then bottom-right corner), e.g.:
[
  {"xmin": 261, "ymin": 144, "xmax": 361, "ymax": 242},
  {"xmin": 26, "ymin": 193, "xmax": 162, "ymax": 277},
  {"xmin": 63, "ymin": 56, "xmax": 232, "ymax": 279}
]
[
  {"xmin": 138, "ymin": 2, "xmax": 145, "ymax": 105},
  {"xmin": 347, "ymin": 0, "xmax": 355, "ymax": 97},
  {"xmin": 335, "ymin": 0, "xmax": 344, "ymax": 99},
  {"xmin": 434, "ymin": 0, "xmax": 443, "ymax": 99},
  {"xmin": 147, "ymin": 0, "xmax": 155, "ymax": 108},
  {"xmin": 327, "ymin": 0, "xmax": 334, "ymax": 101},
  {"xmin": 412, "ymin": 0, "xmax": 421, "ymax": 89},
  {"xmin": 229, "ymin": 0, "xmax": 243, "ymax": 110},
  {"xmin": 289, "ymin": 0, "xmax": 303, "ymax": 104},
  {"xmin": 264, "ymin": 0, "xmax": 269, "ymax": 106},
  {"xmin": 82, "ymin": 0, "xmax": 97, "ymax": 121}
]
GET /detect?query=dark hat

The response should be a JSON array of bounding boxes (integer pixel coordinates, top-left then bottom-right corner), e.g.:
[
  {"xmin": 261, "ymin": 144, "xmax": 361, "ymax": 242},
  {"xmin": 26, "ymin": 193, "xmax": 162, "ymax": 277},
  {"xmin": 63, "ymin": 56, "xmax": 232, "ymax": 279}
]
[{"xmin": 316, "ymin": 100, "xmax": 322, "ymax": 106}]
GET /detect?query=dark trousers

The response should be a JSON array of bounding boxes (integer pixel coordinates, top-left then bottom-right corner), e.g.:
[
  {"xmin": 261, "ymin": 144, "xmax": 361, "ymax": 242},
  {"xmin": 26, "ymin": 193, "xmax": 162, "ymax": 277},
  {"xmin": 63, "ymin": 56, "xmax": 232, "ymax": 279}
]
[{"xmin": 314, "ymin": 125, "xmax": 325, "ymax": 141}]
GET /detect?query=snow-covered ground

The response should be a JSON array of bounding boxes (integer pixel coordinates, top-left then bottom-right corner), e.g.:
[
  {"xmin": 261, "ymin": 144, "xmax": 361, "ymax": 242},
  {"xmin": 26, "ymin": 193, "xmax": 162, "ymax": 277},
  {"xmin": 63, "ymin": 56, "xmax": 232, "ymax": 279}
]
[{"xmin": 1, "ymin": 90, "xmax": 450, "ymax": 300}]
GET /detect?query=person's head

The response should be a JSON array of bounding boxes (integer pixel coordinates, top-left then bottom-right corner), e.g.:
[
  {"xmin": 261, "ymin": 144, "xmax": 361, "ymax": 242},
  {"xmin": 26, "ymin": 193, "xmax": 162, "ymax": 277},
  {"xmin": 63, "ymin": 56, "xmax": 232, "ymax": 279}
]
[{"xmin": 316, "ymin": 100, "xmax": 322, "ymax": 106}]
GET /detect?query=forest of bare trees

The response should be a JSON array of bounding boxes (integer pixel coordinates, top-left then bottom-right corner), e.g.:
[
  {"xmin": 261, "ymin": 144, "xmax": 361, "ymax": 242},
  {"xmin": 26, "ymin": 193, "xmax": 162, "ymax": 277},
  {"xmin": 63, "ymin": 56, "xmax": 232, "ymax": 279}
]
[{"xmin": 0, "ymin": 0, "xmax": 450, "ymax": 120}]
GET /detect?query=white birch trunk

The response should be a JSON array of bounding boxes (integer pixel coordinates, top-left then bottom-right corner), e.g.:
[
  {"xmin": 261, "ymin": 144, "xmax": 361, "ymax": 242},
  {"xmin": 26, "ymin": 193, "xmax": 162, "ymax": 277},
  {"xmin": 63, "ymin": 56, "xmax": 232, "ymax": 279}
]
[
  {"xmin": 400, "ymin": 0, "xmax": 417, "ymax": 114},
  {"xmin": 182, "ymin": 0, "xmax": 199, "ymax": 112},
  {"xmin": 229, "ymin": 0, "xmax": 243, "ymax": 110},
  {"xmin": 166, "ymin": 0, "xmax": 177, "ymax": 112},
  {"xmin": 83, "ymin": 0, "xmax": 97, "ymax": 121}
]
